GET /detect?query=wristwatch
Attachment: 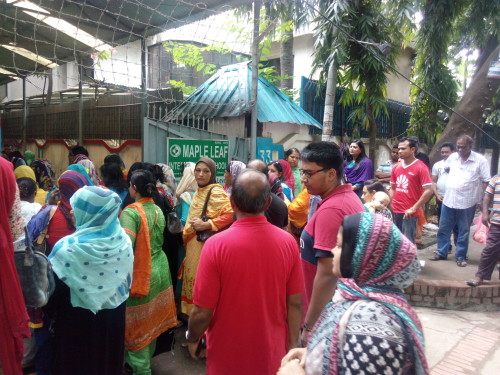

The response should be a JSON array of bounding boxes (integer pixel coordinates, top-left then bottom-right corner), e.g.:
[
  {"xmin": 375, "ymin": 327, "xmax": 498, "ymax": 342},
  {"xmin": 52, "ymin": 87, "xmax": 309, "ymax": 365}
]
[{"xmin": 185, "ymin": 330, "xmax": 198, "ymax": 343}]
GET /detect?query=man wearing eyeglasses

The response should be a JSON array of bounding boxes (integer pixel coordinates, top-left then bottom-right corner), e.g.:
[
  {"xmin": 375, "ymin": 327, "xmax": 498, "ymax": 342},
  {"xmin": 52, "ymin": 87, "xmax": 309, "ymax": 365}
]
[{"xmin": 299, "ymin": 142, "xmax": 364, "ymax": 345}]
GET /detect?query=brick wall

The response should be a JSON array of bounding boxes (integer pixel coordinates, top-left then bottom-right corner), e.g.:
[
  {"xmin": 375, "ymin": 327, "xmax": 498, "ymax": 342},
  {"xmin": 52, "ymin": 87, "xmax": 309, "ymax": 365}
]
[{"xmin": 404, "ymin": 279, "xmax": 500, "ymax": 312}]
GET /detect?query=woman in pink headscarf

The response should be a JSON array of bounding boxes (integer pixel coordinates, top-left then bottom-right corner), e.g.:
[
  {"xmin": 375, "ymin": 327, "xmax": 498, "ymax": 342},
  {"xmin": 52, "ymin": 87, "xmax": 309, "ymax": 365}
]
[
  {"xmin": 0, "ymin": 157, "xmax": 30, "ymax": 375},
  {"xmin": 268, "ymin": 160, "xmax": 295, "ymax": 202}
]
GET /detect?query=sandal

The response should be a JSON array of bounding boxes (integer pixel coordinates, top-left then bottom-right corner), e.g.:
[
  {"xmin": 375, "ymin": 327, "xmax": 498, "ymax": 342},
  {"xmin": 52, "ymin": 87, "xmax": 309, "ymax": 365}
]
[
  {"xmin": 466, "ymin": 278, "xmax": 483, "ymax": 287},
  {"xmin": 456, "ymin": 259, "xmax": 467, "ymax": 267},
  {"xmin": 429, "ymin": 254, "xmax": 446, "ymax": 261}
]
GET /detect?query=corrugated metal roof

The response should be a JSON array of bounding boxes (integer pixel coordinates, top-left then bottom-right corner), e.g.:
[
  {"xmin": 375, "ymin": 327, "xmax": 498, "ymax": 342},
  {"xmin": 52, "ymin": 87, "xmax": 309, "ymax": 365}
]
[{"xmin": 166, "ymin": 62, "xmax": 322, "ymax": 129}]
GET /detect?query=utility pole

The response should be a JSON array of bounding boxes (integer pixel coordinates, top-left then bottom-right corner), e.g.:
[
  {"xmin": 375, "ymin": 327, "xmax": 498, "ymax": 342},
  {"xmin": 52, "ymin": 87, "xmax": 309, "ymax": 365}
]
[{"xmin": 250, "ymin": 1, "xmax": 260, "ymax": 160}]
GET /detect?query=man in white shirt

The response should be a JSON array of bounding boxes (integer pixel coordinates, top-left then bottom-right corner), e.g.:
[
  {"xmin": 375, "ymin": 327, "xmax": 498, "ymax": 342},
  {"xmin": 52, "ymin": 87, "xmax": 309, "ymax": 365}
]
[
  {"xmin": 432, "ymin": 142, "xmax": 454, "ymax": 222},
  {"xmin": 430, "ymin": 135, "xmax": 490, "ymax": 267}
]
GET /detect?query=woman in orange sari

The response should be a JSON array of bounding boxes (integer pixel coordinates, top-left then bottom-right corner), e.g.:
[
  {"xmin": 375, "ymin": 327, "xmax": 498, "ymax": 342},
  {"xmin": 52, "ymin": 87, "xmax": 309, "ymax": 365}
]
[{"xmin": 181, "ymin": 157, "xmax": 233, "ymax": 316}]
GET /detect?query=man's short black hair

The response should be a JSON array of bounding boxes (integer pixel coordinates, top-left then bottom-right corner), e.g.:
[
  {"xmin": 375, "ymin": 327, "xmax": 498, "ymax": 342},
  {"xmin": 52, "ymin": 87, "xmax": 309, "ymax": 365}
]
[
  {"xmin": 300, "ymin": 141, "xmax": 343, "ymax": 179},
  {"xmin": 231, "ymin": 170, "xmax": 270, "ymax": 214},
  {"xmin": 70, "ymin": 145, "xmax": 89, "ymax": 157},
  {"xmin": 247, "ymin": 159, "xmax": 269, "ymax": 177},
  {"xmin": 441, "ymin": 142, "xmax": 455, "ymax": 151},
  {"xmin": 399, "ymin": 136, "xmax": 419, "ymax": 150}
]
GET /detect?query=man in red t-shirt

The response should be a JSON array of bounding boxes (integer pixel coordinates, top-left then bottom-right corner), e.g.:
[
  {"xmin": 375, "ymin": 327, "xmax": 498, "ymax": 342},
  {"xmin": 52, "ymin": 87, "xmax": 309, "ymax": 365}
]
[
  {"xmin": 390, "ymin": 137, "xmax": 433, "ymax": 243},
  {"xmin": 299, "ymin": 142, "xmax": 364, "ymax": 345},
  {"xmin": 187, "ymin": 170, "xmax": 303, "ymax": 375}
]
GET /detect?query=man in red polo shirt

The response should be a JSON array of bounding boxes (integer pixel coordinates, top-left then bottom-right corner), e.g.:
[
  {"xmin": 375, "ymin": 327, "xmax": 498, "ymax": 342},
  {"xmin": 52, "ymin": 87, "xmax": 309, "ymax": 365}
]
[
  {"xmin": 390, "ymin": 136, "xmax": 433, "ymax": 243},
  {"xmin": 186, "ymin": 170, "xmax": 303, "ymax": 375},
  {"xmin": 300, "ymin": 142, "xmax": 364, "ymax": 344}
]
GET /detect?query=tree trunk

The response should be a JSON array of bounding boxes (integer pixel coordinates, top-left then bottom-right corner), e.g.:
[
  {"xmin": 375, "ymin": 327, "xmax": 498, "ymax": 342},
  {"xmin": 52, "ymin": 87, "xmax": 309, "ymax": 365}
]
[
  {"xmin": 429, "ymin": 44, "xmax": 500, "ymax": 164},
  {"xmin": 367, "ymin": 104, "xmax": 377, "ymax": 165},
  {"xmin": 280, "ymin": 29, "xmax": 294, "ymax": 90},
  {"xmin": 322, "ymin": 63, "xmax": 337, "ymax": 142}
]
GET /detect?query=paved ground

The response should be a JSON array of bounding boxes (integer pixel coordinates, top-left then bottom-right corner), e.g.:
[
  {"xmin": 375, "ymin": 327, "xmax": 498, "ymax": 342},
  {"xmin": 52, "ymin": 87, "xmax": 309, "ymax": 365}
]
[
  {"xmin": 151, "ymin": 307, "xmax": 500, "ymax": 375},
  {"xmin": 417, "ymin": 307, "xmax": 500, "ymax": 375},
  {"xmin": 416, "ymin": 226, "xmax": 489, "ymax": 282}
]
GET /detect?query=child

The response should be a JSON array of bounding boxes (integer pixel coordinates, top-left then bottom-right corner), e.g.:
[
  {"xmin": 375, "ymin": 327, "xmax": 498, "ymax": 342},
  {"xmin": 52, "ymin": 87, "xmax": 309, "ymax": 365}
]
[{"xmin": 365, "ymin": 191, "xmax": 392, "ymax": 220}]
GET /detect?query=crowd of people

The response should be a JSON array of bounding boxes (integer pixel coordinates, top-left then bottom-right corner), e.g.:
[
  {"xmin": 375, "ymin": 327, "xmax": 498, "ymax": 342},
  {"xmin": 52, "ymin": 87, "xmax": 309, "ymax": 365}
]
[{"xmin": 0, "ymin": 134, "xmax": 498, "ymax": 375}]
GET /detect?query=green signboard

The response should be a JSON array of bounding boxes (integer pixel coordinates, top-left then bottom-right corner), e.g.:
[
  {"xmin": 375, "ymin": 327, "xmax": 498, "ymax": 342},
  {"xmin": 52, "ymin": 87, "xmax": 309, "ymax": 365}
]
[{"xmin": 167, "ymin": 138, "xmax": 230, "ymax": 182}]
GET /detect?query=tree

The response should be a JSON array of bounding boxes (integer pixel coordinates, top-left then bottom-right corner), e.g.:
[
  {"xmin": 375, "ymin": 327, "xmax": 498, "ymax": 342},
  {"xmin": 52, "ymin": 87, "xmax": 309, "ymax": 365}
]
[
  {"xmin": 423, "ymin": 0, "xmax": 500, "ymax": 163},
  {"xmin": 408, "ymin": 0, "xmax": 465, "ymax": 145},
  {"xmin": 310, "ymin": 0, "xmax": 415, "ymax": 160}
]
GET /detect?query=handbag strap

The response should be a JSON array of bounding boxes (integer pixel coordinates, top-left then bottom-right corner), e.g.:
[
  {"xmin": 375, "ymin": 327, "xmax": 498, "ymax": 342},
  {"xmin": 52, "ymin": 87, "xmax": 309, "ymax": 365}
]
[
  {"xmin": 201, "ymin": 186, "xmax": 216, "ymax": 219},
  {"xmin": 36, "ymin": 205, "xmax": 57, "ymax": 245}
]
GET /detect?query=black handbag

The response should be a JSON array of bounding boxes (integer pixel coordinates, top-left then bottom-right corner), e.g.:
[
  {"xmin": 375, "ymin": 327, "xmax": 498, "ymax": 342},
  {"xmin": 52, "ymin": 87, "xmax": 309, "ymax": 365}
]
[
  {"xmin": 167, "ymin": 211, "xmax": 183, "ymax": 234},
  {"xmin": 14, "ymin": 228, "xmax": 55, "ymax": 308},
  {"xmin": 196, "ymin": 186, "xmax": 219, "ymax": 242}
]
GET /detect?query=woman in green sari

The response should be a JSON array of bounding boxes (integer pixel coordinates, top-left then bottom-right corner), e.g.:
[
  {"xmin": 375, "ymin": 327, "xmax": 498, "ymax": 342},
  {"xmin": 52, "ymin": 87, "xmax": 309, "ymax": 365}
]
[{"xmin": 120, "ymin": 169, "xmax": 178, "ymax": 375}]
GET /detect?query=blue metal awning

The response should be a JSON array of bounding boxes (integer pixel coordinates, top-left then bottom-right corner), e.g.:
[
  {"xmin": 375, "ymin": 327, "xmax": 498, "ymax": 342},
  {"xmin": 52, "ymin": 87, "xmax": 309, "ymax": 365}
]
[{"xmin": 166, "ymin": 62, "xmax": 322, "ymax": 129}]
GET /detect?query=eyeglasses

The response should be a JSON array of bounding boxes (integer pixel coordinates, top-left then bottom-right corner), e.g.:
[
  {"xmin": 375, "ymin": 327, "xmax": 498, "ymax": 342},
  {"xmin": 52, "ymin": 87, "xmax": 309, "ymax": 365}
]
[{"xmin": 299, "ymin": 168, "xmax": 329, "ymax": 178}]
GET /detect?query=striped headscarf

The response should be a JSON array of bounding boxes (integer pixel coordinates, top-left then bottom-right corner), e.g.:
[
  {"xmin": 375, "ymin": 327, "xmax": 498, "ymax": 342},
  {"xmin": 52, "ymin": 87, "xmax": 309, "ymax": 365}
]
[
  {"xmin": 49, "ymin": 187, "xmax": 133, "ymax": 313},
  {"xmin": 66, "ymin": 164, "xmax": 94, "ymax": 186},
  {"xmin": 71, "ymin": 154, "xmax": 101, "ymax": 185},
  {"xmin": 58, "ymin": 171, "xmax": 90, "ymax": 228},
  {"xmin": 332, "ymin": 212, "xmax": 428, "ymax": 374}
]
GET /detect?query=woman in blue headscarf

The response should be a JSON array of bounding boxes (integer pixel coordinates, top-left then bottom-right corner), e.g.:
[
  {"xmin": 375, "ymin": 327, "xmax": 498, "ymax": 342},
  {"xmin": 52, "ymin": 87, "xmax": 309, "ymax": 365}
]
[{"xmin": 47, "ymin": 186, "xmax": 134, "ymax": 375}]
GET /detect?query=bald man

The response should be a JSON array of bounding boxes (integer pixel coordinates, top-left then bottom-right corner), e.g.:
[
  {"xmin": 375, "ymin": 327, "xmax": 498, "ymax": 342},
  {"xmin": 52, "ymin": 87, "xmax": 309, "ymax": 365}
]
[
  {"xmin": 247, "ymin": 159, "xmax": 289, "ymax": 229},
  {"xmin": 186, "ymin": 170, "xmax": 303, "ymax": 375},
  {"xmin": 430, "ymin": 135, "xmax": 490, "ymax": 267}
]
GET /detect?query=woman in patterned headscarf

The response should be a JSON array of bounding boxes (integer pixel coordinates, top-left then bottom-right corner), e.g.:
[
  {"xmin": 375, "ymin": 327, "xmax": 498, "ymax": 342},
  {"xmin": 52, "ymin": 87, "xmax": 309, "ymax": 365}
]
[
  {"xmin": 279, "ymin": 212, "xmax": 429, "ymax": 375},
  {"xmin": 71, "ymin": 154, "xmax": 101, "ymax": 185},
  {"xmin": 31, "ymin": 159, "xmax": 57, "ymax": 192},
  {"xmin": 223, "ymin": 160, "xmax": 246, "ymax": 196},
  {"xmin": 45, "ymin": 171, "xmax": 90, "ymax": 253}
]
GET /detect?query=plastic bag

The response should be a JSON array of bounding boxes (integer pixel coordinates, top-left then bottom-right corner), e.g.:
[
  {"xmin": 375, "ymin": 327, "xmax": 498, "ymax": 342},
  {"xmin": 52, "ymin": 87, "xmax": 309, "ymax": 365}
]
[{"xmin": 473, "ymin": 215, "xmax": 489, "ymax": 244}]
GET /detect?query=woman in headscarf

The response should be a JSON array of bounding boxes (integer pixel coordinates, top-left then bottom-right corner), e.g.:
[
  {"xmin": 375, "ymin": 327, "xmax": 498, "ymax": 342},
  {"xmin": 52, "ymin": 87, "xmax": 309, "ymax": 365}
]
[
  {"xmin": 46, "ymin": 171, "xmax": 90, "ymax": 253},
  {"xmin": 66, "ymin": 164, "xmax": 94, "ymax": 186},
  {"xmin": 176, "ymin": 162, "xmax": 197, "ymax": 222},
  {"xmin": 268, "ymin": 160, "xmax": 294, "ymax": 202},
  {"xmin": 14, "ymin": 165, "xmax": 48, "ymax": 205},
  {"xmin": 46, "ymin": 187, "xmax": 134, "ymax": 375},
  {"xmin": 0, "ymin": 157, "xmax": 30, "ymax": 375},
  {"xmin": 24, "ymin": 150, "xmax": 35, "ymax": 166},
  {"xmin": 181, "ymin": 157, "xmax": 233, "ymax": 316},
  {"xmin": 278, "ymin": 212, "xmax": 429, "ymax": 375},
  {"xmin": 31, "ymin": 159, "xmax": 57, "ymax": 193},
  {"xmin": 223, "ymin": 160, "xmax": 246, "ymax": 196},
  {"xmin": 120, "ymin": 169, "xmax": 177, "ymax": 374},
  {"xmin": 71, "ymin": 154, "xmax": 101, "ymax": 185},
  {"xmin": 344, "ymin": 139, "xmax": 373, "ymax": 198},
  {"xmin": 269, "ymin": 172, "xmax": 285, "ymax": 201},
  {"xmin": 156, "ymin": 163, "xmax": 177, "ymax": 205},
  {"xmin": 173, "ymin": 163, "xmax": 197, "ymax": 296}
]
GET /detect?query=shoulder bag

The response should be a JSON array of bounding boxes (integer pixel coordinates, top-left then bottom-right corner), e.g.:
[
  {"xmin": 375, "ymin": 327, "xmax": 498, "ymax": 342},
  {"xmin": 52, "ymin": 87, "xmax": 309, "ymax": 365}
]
[{"xmin": 14, "ymin": 227, "xmax": 55, "ymax": 308}]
